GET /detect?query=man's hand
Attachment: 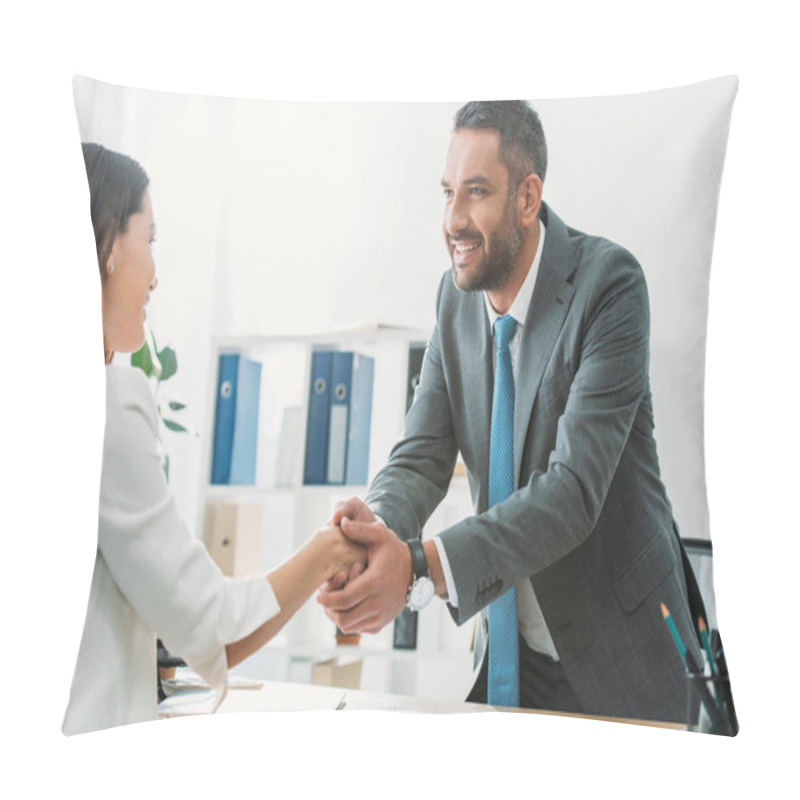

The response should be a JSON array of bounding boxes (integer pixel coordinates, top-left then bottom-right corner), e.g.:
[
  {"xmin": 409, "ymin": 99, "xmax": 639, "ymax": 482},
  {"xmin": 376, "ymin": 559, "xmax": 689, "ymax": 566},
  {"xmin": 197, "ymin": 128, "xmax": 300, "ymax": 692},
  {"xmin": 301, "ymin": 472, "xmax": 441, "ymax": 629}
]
[
  {"xmin": 329, "ymin": 496, "xmax": 376, "ymax": 525},
  {"xmin": 317, "ymin": 516, "xmax": 412, "ymax": 634},
  {"xmin": 324, "ymin": 497, "xmax": 377, "ymax": 590}
]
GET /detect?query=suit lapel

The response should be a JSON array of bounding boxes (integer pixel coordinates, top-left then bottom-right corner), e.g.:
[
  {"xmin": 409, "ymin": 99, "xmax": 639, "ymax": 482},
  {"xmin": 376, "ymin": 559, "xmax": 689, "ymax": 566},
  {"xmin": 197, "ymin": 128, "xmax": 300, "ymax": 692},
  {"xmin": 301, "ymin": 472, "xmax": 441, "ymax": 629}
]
[{"xmin": 514, "ymin": 205, "xmax": 576, "ymax": 484}]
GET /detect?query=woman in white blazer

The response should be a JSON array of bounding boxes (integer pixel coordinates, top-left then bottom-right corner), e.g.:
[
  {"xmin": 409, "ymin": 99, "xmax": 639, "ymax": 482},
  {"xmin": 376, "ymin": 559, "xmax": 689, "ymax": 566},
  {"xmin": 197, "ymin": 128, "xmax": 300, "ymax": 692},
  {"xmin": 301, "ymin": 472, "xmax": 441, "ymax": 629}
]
[{"xmin": 63, "ymin": 143, "xmax": 365, "ymax": 735}]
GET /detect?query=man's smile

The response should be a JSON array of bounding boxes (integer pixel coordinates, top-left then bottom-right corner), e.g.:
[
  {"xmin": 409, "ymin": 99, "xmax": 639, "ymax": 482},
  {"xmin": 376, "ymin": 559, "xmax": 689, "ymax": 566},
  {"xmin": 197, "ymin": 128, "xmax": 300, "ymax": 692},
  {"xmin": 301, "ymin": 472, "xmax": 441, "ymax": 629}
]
[{"xmin": 450, "ymin": 237, "xmax": 483, "ymax": 265}]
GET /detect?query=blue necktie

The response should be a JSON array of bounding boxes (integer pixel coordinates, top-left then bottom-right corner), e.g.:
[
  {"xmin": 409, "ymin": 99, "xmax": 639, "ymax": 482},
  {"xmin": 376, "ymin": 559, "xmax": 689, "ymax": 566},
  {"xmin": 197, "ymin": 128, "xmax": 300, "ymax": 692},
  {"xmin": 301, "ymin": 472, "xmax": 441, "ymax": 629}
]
[{"xmin": 487, "ymin": 314, "xmax": 519, "ymax": 707}]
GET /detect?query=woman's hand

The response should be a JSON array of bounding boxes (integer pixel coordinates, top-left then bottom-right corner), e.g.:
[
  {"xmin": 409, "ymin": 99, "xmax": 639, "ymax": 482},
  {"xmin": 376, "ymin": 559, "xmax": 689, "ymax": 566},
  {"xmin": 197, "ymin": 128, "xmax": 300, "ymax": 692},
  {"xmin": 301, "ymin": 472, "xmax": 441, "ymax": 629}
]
[
  {"xmin": 313, "ymin": 524, "xmax": 367, "ymax": 582},
  {"xmin": 227, "ymin": 523, "xmax": 366, "ymax": 667}
]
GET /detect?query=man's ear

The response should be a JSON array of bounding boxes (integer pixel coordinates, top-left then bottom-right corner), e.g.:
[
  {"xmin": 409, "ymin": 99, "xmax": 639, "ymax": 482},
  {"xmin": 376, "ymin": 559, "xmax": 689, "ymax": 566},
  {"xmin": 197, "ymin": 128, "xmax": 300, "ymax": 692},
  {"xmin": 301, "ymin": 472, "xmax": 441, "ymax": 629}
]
[{"xmin": 518, "ymin": 173, "xmax": 543, "ymax": 228}]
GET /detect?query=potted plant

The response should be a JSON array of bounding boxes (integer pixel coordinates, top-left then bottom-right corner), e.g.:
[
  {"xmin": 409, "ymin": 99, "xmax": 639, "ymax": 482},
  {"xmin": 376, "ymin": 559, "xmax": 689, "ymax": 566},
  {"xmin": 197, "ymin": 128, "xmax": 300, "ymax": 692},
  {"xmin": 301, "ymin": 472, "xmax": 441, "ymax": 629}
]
[{"xmin": 131, "ymin": 328, "xmax": 192, "ymax": 481}]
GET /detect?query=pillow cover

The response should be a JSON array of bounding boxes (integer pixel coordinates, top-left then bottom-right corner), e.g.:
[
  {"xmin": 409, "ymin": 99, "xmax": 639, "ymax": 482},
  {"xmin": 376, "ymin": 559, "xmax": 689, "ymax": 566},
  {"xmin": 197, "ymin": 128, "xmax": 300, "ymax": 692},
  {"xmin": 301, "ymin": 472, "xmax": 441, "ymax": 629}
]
[{"xmin": 68, "ymin": 75, "xmax": 738, "ymax": 735}]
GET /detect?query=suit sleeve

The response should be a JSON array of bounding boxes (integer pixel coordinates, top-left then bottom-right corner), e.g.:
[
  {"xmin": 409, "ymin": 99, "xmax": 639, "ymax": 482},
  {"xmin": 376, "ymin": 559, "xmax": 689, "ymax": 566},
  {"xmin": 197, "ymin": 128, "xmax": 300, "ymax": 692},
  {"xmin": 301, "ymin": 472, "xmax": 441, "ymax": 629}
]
[
  {"xmin": 440, "ymin": 249, "xmax": 653, "ymax": 622},
  {"xmin": 365, "ymin": 276, "xmax": 460, "ymax": 541},
  {"xmin": 98, "ymin": 368, "xmax": 279, "ymax": 694}
]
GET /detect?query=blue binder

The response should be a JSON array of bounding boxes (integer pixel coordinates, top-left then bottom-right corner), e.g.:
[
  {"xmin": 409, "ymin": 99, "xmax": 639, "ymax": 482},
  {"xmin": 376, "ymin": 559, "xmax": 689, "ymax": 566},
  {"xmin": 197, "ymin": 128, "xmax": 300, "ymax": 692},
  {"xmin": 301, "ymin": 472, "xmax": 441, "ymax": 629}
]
[
  {"xmin": 211, "ymin": 353, "xmax": 262, "ymax": 485},
  {"xmin": 326, "ymin": 351, "xmax": 353, "ymax": 485},
  {"xmin": 303, "ymin": 350, "xmax": 333, "ymax": 485},
  {"xmin": 345, "ymin": 352, "xmax": 374, "ymax": 486}
]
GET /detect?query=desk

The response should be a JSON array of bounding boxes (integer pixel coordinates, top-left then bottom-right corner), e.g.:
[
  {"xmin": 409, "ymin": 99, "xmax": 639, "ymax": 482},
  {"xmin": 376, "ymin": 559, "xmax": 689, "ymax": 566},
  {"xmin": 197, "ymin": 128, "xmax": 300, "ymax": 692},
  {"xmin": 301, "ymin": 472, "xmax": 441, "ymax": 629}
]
[
  {"xmin": 219, "ymin": 680, "xmax": 489, "ymax": 715},
  {"xmin": 159, "ymin": 676, "xmax": 684, "ymax": 729}
]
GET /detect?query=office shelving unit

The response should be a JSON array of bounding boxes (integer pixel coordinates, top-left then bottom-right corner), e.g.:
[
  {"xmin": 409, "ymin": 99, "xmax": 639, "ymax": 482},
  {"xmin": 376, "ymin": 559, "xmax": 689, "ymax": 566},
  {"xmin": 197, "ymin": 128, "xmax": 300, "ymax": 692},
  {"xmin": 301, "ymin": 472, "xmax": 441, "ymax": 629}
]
[{"xmin": 197, "ymin": 325, "xmax": 475, "ymax": 700}]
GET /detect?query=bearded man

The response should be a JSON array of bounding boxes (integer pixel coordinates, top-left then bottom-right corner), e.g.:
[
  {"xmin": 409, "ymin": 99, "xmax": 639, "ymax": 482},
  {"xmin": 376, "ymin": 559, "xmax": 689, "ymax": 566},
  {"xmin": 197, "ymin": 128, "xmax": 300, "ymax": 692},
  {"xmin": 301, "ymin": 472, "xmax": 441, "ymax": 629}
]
[{"xmin": 319, "ymin": 100, "xmax": 703, "ymax": 723}]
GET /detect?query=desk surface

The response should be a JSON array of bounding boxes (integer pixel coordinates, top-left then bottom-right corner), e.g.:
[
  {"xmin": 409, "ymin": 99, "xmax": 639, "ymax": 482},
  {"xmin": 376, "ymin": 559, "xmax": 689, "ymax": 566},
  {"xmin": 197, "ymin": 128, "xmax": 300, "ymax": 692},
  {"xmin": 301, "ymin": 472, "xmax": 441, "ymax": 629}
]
[
  {"xmin": 219, "ymin": 680, "xmax": 489, "ymax": 715},
  {"xmin": 160, "ymin": 677, "xmax": 684, "ymax": 730}
]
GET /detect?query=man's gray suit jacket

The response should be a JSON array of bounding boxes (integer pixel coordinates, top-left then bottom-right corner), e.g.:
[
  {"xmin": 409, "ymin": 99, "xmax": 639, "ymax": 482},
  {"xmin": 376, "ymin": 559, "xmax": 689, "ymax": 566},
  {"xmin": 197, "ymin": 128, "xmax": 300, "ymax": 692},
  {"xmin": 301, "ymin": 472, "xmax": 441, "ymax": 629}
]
[{"xmin": 365, "ymin": 203, "xmax": 702, "ymax": 722}]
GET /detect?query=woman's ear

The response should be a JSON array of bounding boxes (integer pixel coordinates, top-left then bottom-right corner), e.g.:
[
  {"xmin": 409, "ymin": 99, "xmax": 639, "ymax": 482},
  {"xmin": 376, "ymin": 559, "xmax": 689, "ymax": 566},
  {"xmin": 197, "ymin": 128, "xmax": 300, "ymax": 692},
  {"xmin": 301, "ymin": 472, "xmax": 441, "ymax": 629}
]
[{"xmin": 104, "ymin": 238, "xmax": 118, "ymax": 278}]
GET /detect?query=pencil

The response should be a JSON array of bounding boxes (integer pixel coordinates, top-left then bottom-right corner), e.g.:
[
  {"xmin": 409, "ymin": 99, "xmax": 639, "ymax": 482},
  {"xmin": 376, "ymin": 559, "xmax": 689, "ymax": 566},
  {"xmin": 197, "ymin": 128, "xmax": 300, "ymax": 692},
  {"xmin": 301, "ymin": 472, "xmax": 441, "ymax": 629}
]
[
  {"xmin": 698, "ymin": 616, "xmax": 717, "ymax": 677},
  {"xmin": 661, "ymin": 602, "xmax": 687, "ymax": 667},
  {"xmin": 685, "ymin": 646, "xmax": 727, "ymax": 734}
]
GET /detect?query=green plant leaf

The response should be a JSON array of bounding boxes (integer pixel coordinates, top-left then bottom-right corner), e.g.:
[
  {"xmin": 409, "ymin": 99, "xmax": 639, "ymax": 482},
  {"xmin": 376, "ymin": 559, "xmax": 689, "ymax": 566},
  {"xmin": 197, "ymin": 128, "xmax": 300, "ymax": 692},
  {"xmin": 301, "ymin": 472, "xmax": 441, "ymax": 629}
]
[
  {"xmin": 158, "ymin": 346, "xmax": 178, "ymax": 381},
  {"xmin": 168, "ymin": 401, "xmax": 187, "ymax": 411},
  {"xmin": 148, "ymin": 329, "xmax": 163, "ymax": 377},
  {"xmin": 163, "ymin": 418, "xmax": 188, "ymax": 433},
  {"xmin": 131, "ymin": 340, "xmax": 155, "ymax": 377},
  {"xmin": 163, "ymin": 453, "xmax": 170, "ymax": 482}
]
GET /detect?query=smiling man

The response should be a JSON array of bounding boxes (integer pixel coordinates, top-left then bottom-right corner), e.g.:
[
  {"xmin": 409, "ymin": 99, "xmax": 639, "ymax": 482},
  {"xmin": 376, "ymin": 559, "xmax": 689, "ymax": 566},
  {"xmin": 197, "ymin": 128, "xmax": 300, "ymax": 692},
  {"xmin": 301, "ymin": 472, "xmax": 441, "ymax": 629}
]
[
  {"xmin": 319, "ymin": 100, "xmax": 705, "ymax": 722},
  {"xmin": 443, "ymin": 123, "xmax": 537, "ymax": 305}
]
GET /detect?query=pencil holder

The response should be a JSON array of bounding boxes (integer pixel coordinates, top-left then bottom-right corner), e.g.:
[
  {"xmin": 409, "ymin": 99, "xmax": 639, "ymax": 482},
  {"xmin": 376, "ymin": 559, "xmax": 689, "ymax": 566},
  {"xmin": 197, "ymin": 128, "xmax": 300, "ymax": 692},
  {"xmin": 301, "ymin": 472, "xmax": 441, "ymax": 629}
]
[{"xmin": 685, "ymin": 671, "xmax": 737, "ymax": 735}]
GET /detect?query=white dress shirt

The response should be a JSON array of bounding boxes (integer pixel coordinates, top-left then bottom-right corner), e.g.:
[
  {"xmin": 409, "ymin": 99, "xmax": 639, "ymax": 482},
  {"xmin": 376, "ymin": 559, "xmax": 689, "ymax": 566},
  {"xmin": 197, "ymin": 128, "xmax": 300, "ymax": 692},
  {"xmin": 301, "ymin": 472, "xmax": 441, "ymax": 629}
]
[
  {"xmin": 63, "ymin": 366, "xmax": 279, "ymax": 735},
  {"xmin": 433, "ymin": 220, "xmax": 561, "ymax": 660}
]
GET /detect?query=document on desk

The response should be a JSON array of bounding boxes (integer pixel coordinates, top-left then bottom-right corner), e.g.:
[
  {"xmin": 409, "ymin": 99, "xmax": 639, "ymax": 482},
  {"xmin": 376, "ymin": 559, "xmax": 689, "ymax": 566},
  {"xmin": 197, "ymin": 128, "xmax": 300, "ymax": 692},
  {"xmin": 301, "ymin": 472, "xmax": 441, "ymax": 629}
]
[
  {"xmin": 163, "ymin": 671, "xmax": 263, "ymax": 693},
  {"xmin": 159, "ymin": 680, "xmax": 347, "ymax": 719},
  {"xmin": 158, "ymin": 669, "xmax": 267, "ymax": 719},
  {"xmin": 219, "ymin": 681, "xmax": 347, "ymax": 714},
  {"xmin": 159, "ymin": 689, "xmax": 220, "ymax": 718}
]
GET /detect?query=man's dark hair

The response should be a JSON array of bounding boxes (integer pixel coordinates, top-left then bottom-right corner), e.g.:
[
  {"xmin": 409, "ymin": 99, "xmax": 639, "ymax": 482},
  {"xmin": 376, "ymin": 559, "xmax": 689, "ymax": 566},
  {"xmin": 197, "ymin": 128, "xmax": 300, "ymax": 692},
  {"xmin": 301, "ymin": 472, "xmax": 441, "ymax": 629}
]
[{"xmin": 454, "ymin": 100, "xmax": 548, "ymax": 190}]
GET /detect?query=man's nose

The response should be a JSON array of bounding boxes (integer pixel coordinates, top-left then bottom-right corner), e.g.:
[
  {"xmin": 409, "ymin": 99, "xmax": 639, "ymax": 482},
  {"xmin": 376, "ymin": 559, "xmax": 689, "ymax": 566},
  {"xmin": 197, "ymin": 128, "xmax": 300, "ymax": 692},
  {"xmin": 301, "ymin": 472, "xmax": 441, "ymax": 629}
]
[{"xmin": 444, "ymin": 194, "xmax": 469, "ymax": 235}]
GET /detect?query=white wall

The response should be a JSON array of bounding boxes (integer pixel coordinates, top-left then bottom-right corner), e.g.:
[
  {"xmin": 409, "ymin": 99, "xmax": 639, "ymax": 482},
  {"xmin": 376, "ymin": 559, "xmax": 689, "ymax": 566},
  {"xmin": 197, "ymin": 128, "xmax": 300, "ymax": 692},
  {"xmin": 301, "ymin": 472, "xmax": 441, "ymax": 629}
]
[{"xmin": 73, "ymin": 77, "xmax": 728, "ymax": 546}]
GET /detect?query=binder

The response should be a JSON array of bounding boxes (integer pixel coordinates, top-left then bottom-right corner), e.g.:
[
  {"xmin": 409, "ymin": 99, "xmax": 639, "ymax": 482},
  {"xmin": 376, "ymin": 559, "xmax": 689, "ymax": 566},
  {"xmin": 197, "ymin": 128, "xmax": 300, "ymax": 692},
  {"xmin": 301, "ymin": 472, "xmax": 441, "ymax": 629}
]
[
  {"xmin": 275, "ymin": 406, "xmax": 302, "ymax": 487},
  {"xmin": 303, "ymin": 350, "xmax": 333, "ymax": 485},
  {"xmin": 393, "ymin": 607, "xmax": 419, "ymax": 650},
  {"xmin": 406, "ymin": 343, "xmax": 426, "ymax": 413},
  {"xmin": 211, "ymin": 353, "xmax": 262, "ymax": 485},
  {"xmin": 326, "ymin": 351, "xmax": 354, "ymax": 485},
  {"xmin": 344, "ymin": 352, "xmax": 374, "ymax": 486},
  {"xmin": 325, "ymin": 351, "xmax": 375, "ymax": 486},
  {"xmin": 203, "ymin": 502, "xmax": 264, "ymax": 577},
  {"xmin": 304, "ymin": 348, "xmax": 375, "ymax": 486}
]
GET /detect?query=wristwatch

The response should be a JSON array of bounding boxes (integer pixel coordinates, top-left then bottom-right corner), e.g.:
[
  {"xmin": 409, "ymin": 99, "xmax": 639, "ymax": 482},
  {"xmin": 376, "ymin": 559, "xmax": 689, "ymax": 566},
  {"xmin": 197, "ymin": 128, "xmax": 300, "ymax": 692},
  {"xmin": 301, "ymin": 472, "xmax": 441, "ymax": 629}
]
[{"xmin": 406, "ymin": 539, "xmax": 435, "ymax": 612}]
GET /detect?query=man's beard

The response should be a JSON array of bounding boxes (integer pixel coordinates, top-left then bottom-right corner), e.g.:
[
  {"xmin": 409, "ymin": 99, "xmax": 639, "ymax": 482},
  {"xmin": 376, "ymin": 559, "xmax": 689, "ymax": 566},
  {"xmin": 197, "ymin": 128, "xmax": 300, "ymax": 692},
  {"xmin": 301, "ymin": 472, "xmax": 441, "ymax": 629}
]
[{"xmin": 450, "ymin": 199, "xmax": 523, "ymax": 293}]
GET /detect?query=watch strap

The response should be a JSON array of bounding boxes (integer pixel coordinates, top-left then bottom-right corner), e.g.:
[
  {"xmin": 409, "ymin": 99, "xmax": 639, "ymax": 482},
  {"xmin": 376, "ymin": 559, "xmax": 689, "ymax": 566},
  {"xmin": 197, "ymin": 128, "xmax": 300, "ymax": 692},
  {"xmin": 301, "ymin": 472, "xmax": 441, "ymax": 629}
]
[{"xmin": 407, "ymin": 538, "xmax": 430, "ymax": 580}]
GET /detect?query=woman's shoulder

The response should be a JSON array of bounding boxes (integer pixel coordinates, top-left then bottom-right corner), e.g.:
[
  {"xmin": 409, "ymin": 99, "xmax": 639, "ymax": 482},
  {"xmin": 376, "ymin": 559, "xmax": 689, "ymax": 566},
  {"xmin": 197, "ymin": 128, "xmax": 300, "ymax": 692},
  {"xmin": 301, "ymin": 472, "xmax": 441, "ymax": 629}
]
[{"xmin": 104, "ymin": 365, "xmax": 158, "ymax": 435}]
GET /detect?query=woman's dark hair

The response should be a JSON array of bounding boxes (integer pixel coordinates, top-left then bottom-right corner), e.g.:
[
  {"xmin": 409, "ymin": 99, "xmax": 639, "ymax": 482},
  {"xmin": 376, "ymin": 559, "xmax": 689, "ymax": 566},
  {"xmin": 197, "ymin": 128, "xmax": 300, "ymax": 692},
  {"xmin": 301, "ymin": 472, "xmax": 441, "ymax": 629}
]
[{"xmin": 81, "ymin": 143, "xmax": 150, "ymax": 273}]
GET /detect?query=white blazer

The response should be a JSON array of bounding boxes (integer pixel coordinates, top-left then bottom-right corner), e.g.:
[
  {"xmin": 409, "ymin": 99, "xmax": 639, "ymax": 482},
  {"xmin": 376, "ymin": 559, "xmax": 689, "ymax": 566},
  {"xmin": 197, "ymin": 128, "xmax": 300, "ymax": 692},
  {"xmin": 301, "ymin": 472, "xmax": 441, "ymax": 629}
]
[{"xmin": 63, "ymin": 366, "xmax": 278, "ymax": 735}]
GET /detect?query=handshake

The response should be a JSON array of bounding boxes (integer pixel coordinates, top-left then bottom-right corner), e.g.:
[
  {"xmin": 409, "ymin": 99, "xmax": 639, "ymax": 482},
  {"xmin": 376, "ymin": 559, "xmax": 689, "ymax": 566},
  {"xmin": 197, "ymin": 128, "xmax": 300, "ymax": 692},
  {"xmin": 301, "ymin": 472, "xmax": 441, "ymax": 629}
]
[{"xmin": 314, "ymin": 497, "xmax": 441, "ymax": 635}]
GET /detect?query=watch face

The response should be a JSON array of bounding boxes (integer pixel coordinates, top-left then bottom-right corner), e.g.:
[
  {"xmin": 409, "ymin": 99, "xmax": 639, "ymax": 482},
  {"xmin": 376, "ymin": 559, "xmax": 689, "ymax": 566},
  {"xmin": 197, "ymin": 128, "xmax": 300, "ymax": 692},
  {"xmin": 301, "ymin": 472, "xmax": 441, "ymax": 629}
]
[{"xmin": 408, "ymin": 576, "xmax": 435, "ymax": 611}]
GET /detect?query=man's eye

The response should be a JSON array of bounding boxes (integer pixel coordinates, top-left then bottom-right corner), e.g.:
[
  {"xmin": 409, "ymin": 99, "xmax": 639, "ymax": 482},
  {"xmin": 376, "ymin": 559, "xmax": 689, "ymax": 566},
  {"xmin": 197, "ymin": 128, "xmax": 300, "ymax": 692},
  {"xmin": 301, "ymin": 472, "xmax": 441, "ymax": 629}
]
[
  {"xmin": 442, "ymin": 188, "xmax": 453, "ymax": 199},
  {"xmin": 470, "ymin": 187, "xmax": 486, "ymax": 196}
]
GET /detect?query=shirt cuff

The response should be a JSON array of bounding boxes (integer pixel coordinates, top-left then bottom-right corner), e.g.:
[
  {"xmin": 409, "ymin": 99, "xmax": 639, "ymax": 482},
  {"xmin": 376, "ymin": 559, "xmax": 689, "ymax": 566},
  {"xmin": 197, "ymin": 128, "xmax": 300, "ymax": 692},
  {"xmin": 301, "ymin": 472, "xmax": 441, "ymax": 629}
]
[{"xmin": 433, "ymin": 536, "xmax": 458, "ymax": 607}]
